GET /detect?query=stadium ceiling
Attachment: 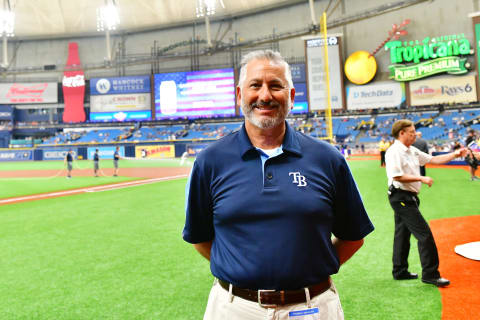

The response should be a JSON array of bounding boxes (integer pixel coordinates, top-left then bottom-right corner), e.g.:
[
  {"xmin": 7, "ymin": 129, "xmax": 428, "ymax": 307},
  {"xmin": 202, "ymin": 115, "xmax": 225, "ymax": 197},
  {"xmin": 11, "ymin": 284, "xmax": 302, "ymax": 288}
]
[{"xmin": 11, "ymin": 0, "xmax": 306, "ymax": 40}]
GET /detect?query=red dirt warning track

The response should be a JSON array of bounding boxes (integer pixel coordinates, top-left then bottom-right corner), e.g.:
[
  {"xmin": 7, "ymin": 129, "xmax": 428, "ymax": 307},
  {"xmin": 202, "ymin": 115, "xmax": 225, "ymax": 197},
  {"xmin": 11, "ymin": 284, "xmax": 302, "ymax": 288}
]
[
  {"xmin": 430, "ymin": 215, "xmax": 480, "ymax": 320},
  {"xmin": 0, "ymin": 167, "xmax": 191, "ymax": 206}
]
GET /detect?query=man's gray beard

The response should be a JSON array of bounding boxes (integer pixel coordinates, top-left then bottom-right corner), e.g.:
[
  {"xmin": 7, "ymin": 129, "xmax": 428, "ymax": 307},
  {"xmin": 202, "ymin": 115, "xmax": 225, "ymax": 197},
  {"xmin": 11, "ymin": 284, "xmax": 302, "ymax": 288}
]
[{"xmin": 241, "ymin": 98, "xmax": 291, "ymax": 130}]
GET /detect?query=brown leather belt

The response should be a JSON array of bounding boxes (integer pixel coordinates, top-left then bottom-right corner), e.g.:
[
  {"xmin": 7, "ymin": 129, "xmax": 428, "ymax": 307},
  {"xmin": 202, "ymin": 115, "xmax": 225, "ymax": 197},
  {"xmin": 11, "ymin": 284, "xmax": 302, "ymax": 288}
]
[{"xmin": 218, "ymin": 277, "xmax": 331, "ymax": 307}]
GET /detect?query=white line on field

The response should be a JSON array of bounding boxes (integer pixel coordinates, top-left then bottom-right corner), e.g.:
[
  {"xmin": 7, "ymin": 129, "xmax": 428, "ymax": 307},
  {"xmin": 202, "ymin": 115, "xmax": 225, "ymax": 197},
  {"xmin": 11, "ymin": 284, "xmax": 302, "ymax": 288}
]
[
  {"xmin": 0, "ymin": 174, "xmax": 188, "ymax": 205},
  {"xmin": 85, "ymin": 174, "xmax": 188, "ymax": 192}
]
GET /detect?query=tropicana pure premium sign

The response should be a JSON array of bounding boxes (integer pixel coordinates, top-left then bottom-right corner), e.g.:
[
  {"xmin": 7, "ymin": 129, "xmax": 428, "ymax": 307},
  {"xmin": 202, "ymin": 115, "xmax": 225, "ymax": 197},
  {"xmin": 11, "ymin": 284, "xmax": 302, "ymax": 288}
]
[{"xmin": 385, "ymin": 34, "xmax": 472, "ymax": 81}]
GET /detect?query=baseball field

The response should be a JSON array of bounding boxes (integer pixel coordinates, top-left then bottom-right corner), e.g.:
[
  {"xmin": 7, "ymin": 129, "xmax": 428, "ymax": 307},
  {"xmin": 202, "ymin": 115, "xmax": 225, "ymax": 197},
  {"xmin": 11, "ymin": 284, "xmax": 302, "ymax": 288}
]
[{"xmin": 0, "ymin": 157, "xmax": 478, "ymax": 319}]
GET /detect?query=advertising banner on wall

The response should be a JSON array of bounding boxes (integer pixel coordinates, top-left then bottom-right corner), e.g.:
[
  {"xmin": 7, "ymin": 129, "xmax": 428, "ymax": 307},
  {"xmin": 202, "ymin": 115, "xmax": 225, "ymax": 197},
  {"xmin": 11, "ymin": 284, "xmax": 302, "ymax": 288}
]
[
  {"xmin": 346, "ymin": 82, "xmax": 406, "ymax": 110},
  {"xmin": 87, "ymin": 146, "xmax": 125, "ymax": 160},
  {"xmin": 410, "ymin": 75, "xmax": 477, "ymax": 106},
  {"xmin": 385, "ymin": 34, "xmax": 472, "ymax": 82},
  {"xmin": 90, "ymin": 94, "xmax": 151, "ymax": 112},
  {"xmin": 292, "ymin": 82, "xmax": 308, "ymax": 114},
  {"xmin": 135, "ymin": 145, "xmax": 175, "ymax": 158},
  {"xmin": 472, "ymin": 15, "xmax": 480, "ymax": 95},
  {"xmin": 306, "ymin": 36, "xmax": 344, "ymax": 110},
  {"xmin": 42, "ymin": 148, "xmax": 78, "ymax": 160},
  {"xmin": 90, "ymin": 76, "xmax": 151, "ymax": 95},
  {"xmin": 62, "ymin": 42, "xmax": 86, "ymax": 123},
  {"xmin": 90, "ymin": 75, "xmax": 152, "ymax": 122},
  {"xmin": 0, "ymin": 149, "xmax": 33, "ymax": 161},
  {"xmin": 154, "ymin": 68, "xmax": 235, "ymax": 120},
  {"xmin": 291, "ymin": 63, "xmax": 306, "ymax": 82},
  {"xmin": 186, "ymin": 143, "xmax": 210, "ymax": 156},
  {"xmin": 0, "ymin": 83, "xmax": 58, "ymax": 104},
  {"xmin": 0, "ymin": 105, "xmax": 13, "ymax": 120}
]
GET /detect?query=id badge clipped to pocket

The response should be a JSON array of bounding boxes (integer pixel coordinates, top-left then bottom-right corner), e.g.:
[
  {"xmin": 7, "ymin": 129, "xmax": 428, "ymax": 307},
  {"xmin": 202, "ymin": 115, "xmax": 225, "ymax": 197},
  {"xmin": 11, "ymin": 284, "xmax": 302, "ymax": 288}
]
[{"xmin": 288, "ymin": 307, "xmax": 320, "ymax": 320}]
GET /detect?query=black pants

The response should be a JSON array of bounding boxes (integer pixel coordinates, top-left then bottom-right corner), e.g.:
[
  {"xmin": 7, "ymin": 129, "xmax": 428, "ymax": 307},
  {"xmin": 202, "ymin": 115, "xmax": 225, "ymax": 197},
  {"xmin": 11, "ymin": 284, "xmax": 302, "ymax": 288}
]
[
  {"xmin": 388, "ymin": 189, "xmax": 440, "ymax": 279},
  {"xmin": 380, "ymin": 151, "xmax": 386, "ymax": 166},
  {"xmin": 419, "ymin": 166, "xmax": 426, "ymax": 176}
]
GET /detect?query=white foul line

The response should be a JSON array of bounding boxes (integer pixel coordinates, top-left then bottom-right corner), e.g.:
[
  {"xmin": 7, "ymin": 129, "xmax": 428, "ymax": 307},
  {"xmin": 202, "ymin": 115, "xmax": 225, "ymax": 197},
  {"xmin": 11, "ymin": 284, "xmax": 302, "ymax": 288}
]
[{"xmin": 0, "ymin": 174, "xmax": 188, "ymax": 205}]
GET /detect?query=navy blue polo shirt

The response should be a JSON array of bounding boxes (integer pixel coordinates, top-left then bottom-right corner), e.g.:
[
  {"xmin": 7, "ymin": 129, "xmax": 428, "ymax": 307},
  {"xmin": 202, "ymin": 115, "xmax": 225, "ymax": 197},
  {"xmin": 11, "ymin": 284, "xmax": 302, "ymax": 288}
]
[{"xmin": 183, "ymin": 122, "xmax": 374, "ymax": 290}]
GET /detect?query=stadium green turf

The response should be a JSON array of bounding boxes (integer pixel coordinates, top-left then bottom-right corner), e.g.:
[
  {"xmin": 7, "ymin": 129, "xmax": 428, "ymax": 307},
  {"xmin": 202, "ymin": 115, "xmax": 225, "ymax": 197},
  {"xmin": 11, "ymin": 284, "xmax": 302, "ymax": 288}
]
[
  {"xmin": 0, "ymin": 158, "xmax": 192, "ymax": 171},
  {"xmin": 1, "ymin": 176, "xmax": 136, "ymax": 199},
  {"xmin": 0, "ymin": 159, "xmax": 478, "ymax": 319}
]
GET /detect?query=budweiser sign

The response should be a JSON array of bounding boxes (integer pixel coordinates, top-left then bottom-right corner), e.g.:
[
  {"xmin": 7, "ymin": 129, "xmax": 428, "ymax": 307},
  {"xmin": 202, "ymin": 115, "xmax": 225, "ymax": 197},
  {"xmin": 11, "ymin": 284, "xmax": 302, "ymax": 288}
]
[
  {"xmin": 0, "ymin": 83, "xmax": 57, "ymax": 104},
  {"xmin": 62, "ymin": 42, "xmax": 86, "ymax": 123}
]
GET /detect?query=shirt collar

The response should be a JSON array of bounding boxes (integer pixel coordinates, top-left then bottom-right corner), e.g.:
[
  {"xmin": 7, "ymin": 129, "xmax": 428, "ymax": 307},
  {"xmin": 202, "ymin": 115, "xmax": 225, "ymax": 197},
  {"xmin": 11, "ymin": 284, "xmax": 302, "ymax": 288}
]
[
  {"xmin": 394, "ymin": 139, "xmax": 410, "ymax": 152},
  {"xmin": 238, "ymin": 121, "xmax": 302, "ymax": 159}
]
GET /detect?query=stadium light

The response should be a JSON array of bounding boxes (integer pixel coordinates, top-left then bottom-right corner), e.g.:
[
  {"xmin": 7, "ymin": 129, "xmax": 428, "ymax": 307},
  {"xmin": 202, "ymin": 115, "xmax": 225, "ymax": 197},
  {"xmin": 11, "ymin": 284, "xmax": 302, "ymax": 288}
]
[
  {"xmin": 0, "ymin": 0, "xmax": 14, "ymax": 69},
  {"xmin": 96, "ymin": 3, "xmax": 120, "ymax": 32},
  {"xmin": 96, "ymin": 1, "xmax": 120, "ymax": 63},
  {"xmin": 196, "ymin": 0, "xmax": 224, "ymax": 48},
  {"xmin": 196, "ymin": 0, "xmax": 225, "ymax": 18},
  {"xmin": 0, "ymin": 8, "xmax": 14, "ymax": 36}
]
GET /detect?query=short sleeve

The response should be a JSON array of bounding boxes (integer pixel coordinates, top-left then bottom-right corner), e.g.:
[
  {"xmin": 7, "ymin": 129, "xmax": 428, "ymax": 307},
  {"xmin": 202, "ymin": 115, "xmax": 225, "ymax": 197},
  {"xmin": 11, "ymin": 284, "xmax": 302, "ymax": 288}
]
[
  {"xmin": 412, "ymin": 146, "xmax": 432, "ymax": 166},
  {"xmin": 385, "ymin": 147, "xmax": 404, "ymax": 179},
  {"xmin": 182, "ymin": 159, "xmax": 215, "ymax": 244},
  {"xmin": 332, "ymin": 158, "xmax": 374, "ymax": 241}
]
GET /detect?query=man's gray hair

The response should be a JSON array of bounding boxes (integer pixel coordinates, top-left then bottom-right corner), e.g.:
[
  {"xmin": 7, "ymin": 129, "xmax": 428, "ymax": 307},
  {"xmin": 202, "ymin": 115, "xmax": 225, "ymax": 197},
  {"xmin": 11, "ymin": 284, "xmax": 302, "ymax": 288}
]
[{"xmin": 238, "ymin": 50, "xmax": 293, "ymax": 88}]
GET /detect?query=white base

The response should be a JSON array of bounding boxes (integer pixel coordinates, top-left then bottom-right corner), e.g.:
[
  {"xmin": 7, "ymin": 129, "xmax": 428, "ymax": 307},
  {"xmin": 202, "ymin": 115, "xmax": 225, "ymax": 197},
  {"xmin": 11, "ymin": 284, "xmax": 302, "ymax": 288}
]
[{"xmin": 454, "ymin": 241, "xmax": 480, "ymax": 261}]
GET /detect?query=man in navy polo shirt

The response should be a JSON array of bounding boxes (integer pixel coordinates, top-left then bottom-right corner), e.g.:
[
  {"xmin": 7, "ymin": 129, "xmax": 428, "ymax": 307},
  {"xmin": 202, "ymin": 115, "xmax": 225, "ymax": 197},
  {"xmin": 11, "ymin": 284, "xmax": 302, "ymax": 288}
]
[{"xmin": 183, "ymin": 50, "xmax": 374, "ymax": 320}]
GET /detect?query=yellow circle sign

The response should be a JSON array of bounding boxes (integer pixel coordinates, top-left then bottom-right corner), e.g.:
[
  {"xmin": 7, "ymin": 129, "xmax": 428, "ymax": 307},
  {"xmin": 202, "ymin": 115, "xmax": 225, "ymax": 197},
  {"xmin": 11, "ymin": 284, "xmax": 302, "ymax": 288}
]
[{"xmin": 344, "ymin": 51, "xmax": 377, "ymax": 85}]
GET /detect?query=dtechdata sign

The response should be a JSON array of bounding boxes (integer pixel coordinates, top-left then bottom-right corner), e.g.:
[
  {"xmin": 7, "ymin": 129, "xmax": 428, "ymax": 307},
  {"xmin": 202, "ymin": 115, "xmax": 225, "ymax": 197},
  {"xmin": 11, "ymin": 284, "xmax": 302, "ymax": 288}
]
[
  {"xmin": 135, "ymin": 145, "xmax": 175, "ymax": 158},
  {"xmin": 346, "ymin": 82, "xmax": 405, "ymax": 110},
  {"xmin": 410, "ymin": 74, "xmax": 477, "ymax": 106}
]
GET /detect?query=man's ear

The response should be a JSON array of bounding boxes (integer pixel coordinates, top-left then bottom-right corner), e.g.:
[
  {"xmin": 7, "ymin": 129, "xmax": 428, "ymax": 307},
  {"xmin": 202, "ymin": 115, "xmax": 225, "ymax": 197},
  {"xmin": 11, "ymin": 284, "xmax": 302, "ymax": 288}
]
[
  {"xmin": 290, "ymin": 87, "xmax": 295, "ymax": 109},
  {"xmin": 236, "ymin": 86, "xmax": 242, "ymax": 107}
]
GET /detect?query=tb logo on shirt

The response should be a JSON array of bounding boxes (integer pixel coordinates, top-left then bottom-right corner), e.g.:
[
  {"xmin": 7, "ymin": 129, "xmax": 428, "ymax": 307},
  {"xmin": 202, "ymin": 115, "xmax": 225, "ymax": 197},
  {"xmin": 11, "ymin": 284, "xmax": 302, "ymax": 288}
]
[{"xmin": 289, "ymin": 172, "xmax": 307, "ymax": 187}]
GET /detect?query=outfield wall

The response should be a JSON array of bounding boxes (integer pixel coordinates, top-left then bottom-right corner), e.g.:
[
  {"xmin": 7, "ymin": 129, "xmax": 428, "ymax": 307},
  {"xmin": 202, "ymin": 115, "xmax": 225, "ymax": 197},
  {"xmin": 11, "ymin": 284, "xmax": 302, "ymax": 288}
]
[
  {"xmin": 0, "ymin": 144, "xmax": 469, "ymax": 166},
  {"xmin": 0, "ymin": 140, "xmax": 210, "ymax": 161}
]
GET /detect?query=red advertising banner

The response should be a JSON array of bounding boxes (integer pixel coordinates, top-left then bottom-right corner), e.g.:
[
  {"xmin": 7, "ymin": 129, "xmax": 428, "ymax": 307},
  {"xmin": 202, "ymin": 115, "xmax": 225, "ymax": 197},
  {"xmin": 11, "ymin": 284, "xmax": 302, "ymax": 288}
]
[
  {"xmin": 62, "ymin": 42, "xmax": 86, "ymax": 123},
  {"xmin": 0, "ymin": 83, "xmax": 58, "ymax": 103}
]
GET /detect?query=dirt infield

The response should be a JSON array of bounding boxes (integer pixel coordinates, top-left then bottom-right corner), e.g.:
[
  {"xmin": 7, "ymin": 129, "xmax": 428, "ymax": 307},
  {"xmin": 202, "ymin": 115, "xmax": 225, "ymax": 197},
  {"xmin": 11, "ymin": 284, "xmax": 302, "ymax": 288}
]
[{"xmin": 430, "ymin": 215, "xmax": 480, "ymax": 320}]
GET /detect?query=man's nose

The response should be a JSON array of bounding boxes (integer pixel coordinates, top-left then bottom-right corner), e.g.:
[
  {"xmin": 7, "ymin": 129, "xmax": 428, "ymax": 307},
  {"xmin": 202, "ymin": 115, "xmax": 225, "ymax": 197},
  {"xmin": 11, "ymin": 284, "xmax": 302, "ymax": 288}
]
[{"xmin": 258, "ymin": 84, "xmax": 273, "ymax": 102}]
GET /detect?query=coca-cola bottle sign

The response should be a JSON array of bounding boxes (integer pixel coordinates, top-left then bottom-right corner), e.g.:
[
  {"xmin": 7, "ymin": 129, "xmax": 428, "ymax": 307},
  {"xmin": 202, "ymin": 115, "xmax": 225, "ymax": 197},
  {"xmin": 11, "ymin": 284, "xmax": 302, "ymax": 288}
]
[
  {"xmin": 62, "ymin": 42, "xmax": 86, "ymax": 123},
  {"xmin": 63, "ymin": 75, "xmax": 85, "ymax": 87}
]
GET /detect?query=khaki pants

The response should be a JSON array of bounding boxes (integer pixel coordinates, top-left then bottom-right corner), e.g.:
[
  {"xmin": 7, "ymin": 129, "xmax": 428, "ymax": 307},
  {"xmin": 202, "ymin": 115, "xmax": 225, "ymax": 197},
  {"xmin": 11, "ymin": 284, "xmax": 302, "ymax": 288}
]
[{"xmin": 203, "ymin": 280, "xmax": 344, "ymax": 320}]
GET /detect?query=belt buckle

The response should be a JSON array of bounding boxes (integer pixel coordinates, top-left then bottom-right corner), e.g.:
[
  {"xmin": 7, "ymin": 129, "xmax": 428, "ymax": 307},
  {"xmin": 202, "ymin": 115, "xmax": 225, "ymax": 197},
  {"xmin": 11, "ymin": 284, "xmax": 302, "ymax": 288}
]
[{"xmin": 258, "ymin": 289, "xmax": 276, "ymax": 308}]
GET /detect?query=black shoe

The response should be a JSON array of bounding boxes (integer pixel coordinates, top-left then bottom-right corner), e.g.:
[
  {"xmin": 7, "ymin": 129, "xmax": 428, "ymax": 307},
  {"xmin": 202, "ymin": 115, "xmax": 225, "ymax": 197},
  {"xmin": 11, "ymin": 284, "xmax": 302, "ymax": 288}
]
[
  {"xmin": 393, "ymin": 272, "xmax": 418, "ymax": 280},
  {"xmin": 422, "ymin": 277, "xmax": 450, "ymax": 287}
]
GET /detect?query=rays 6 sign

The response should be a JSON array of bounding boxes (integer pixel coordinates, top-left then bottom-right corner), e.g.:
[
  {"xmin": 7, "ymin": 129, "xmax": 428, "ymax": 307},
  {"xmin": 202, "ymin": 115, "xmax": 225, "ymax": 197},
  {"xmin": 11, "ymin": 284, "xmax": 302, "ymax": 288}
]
[{"xmin": 409, "ymin": 75, "xmax": 477, "ymax": 106}]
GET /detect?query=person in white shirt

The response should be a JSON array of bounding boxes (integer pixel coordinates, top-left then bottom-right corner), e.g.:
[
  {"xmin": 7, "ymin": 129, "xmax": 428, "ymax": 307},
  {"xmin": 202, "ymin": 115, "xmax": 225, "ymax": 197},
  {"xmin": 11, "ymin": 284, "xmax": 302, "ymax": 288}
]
[
  {"xmin": 385, "ymin": 119, "xmax": 466, "ymax": 287},
  {"xmin": 180, "ymin": 151, "xmax": 189, "ymax": 165}
]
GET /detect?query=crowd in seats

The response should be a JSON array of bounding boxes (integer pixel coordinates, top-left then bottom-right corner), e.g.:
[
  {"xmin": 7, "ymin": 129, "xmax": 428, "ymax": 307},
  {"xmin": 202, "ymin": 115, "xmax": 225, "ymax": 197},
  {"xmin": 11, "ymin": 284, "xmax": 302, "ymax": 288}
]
[
  {"xmin": 41, "ymin": 122, "xmax": 243, "ymax": 145},
  {"xmin": 38, "ymin": 108, "xmax": 480, "ymax": 155}
]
